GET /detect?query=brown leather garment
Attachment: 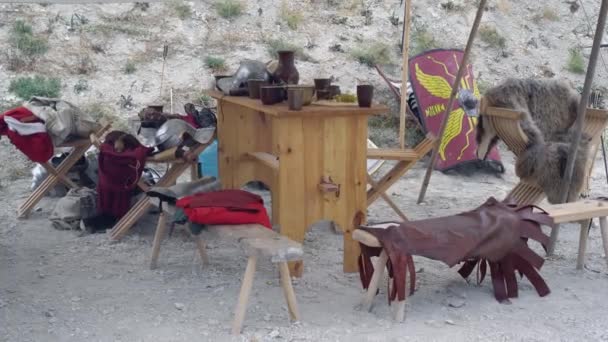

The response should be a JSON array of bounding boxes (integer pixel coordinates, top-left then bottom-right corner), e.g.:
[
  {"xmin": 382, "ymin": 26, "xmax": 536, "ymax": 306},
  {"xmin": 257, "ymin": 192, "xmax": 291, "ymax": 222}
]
[{"xmin": 358, "ymin": 197, "xmax": 554, "ymax": 303}]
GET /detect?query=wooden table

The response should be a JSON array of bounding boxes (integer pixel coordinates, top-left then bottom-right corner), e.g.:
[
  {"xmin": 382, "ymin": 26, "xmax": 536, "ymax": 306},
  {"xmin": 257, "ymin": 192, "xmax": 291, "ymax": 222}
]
[{"xmin": 209, "ymin": 90, "xmax": 388, "ymax": 277}]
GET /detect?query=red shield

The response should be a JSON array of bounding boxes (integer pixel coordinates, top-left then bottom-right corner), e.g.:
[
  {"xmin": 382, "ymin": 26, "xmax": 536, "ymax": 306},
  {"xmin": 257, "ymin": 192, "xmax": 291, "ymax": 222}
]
[{"xmin": 409, "ymin": 49, "xmax": 502, "ymax": 171}]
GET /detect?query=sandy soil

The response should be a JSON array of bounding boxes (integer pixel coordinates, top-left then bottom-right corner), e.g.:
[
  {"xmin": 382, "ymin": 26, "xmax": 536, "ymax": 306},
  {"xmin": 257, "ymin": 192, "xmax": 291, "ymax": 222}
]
[{"xmin": 1, "ymin": 138, "xmax": 607, "ymax": 342}]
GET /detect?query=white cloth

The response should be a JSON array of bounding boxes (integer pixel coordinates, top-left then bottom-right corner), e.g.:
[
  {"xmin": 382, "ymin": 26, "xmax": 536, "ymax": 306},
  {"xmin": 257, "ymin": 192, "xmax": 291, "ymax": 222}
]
[{"xmin": 3, "ymin": 115, "xmax": 47, "ymax": 135}]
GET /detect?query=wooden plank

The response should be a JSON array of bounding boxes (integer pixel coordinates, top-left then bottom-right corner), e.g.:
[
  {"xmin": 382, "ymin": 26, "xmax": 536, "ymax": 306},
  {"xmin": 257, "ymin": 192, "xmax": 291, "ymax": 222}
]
[
  {"xmin": 343, "ymin": 115, "xmax": 369, "ymax": 272},
  {"xmin": 203, "ymin": 224, "xmax": 303, "ymax": 263},
  {"xmin": 207, "ymin": 90, "xmax": 389, "ymax": 118},
  {"xmin": 484, "ymin": 106, "xmax": 524, "ymax": 120},
  {"xmin": 542, "ymin": 200, "xmax": 608, "ymax": 223},
  {"xmin": 302, "ymin": 117, "xmax": 324, "ymax": 226},
  {"xmin": 244, "ymin": 152, "xmax": 279, "ymax": 171},
  {"xmin": 367, "ymin": 148, "xmax": 418, "ymax": 161},
  {"xmin": 274, "ymin": 117, "xmax": 308, "ymax": 276}
]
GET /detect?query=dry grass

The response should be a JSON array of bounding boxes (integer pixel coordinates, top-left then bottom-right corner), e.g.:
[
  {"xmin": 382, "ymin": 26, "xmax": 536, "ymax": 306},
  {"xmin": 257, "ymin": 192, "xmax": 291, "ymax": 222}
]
[
  {"xmin": 411, "ymin": 27, "xmax": 440, "ymax": 55},
  {"xmin": 496, "ymin": 0, "xmax": 511, "ymax": 13},
  {"xmin": 534, "ymin": 7, "xmax": 559, "ymax": 21},
  {"xmin": 350, "ymin": 42, "xmax": 393, "ymax": 67},
  {"xmin": 279, "ymin": 1, "xmax": 303, "ymax": 30},
  {"xmin": 83, "ymin": 102, "xmax": 129, "ymax": 130},
  {"xmin": 170, "ymin": 0, "xmax": 192, "ymax": 20},
  {"xmin": 479, "ymin": 25, "xmax": 506, "ymax": 49}
]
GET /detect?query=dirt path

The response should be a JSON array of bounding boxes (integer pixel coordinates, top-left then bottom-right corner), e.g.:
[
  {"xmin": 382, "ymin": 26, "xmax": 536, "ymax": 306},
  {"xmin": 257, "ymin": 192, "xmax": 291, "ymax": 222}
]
[{"xmin": 1, "ymin": 141, "xmax": 607, "ymax": 342}]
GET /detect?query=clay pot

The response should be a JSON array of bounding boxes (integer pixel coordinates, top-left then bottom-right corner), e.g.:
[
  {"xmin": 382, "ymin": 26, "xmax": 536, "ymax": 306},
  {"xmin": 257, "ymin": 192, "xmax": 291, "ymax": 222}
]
[
  {"xmin": 287, "ymin": 85, "xmax": 315, "ymax": 105},
  {"xmin": 287, "ymin": 88, "xmax": 304, "ymax": 111},
  {"xmin": 357, "ymin": 85, "xmax": 374, "ymax": 107},
  {"xmin": 273, "ymin": 50, "xmax": 299, "ymax": 85},
  {"xmin": 260, "ymin": 86, "xmax": 285, "ymax": 105},
  {"xmin": 248, "ymin": 79, "xmax": 268, "ymax": 99},
  {"xmin": 314, "ymin": 78, "xmax": 331, "ymax": 91}
]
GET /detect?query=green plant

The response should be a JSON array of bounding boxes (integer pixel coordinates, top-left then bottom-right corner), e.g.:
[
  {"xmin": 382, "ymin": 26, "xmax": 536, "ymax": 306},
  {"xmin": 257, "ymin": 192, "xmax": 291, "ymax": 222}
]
[
  {"xmin": 73, "ymin": 79, "xmax": 89, "ymax": 94},
  {"xmin": 9, "ymin": 75, "xmax": 61, "ymax": 100},
  {"xmin": 411, "ymin": 27, "xmax": 440, "ymax": 55},
  {"xmin": 124, "ymin": 60, "xmax": 137, "ymax": 74},
  {"xmin": 280, "ymin": 1, "xmax": 303, "ymax": 30},
  {"xmin": 171, "ymin": 0, "xmax": 192, "ymax": 20},
  {"xmin": 479, "ymin": 25, "xmax": 506, "ymax": 49},
  {"xmin": 204, "ymin": 56, "xmax": 226, "ymax": 71},
  {"xmin": 10, "ymin": 20, "xmax": 49, "ymax": 57},
  {"xmin": 350, "ymin": 42, "xmax": 393, "ymax": 67},
  {"xmin": 441, "ymin": 1, "xmax": 465, "ymax": 11},
  {"xmin": 566, "ymin": 48, "xmax": 585, "ymax": 74},
  {"xmin": 215, "ymin": 0, "xmax": 244, "ymax": 19},
  {"xmin": 265, "ymin": 38, "xmax": 314, "ymax": 62},
  {"xmin": 197, "ymin": 94, "xmax": 213, "ymax": 107}
]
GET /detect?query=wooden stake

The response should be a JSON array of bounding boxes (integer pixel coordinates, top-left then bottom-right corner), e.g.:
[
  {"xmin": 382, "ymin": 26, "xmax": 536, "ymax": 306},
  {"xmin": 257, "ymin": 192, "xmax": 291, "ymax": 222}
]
[
  {"xmin": 159, "ymin": 44, "xmax": 169, "ymax": 98},
  {"xmin": 416, "ymin": 0, "xmax": 487, "ymax": 204},
  {"xmin": 548, "ymin": 0, "xmax": 608, "ymax": 255},
  {"xmin": 399, "ymin": 0, "xmax": 412, "ymax": 149}
]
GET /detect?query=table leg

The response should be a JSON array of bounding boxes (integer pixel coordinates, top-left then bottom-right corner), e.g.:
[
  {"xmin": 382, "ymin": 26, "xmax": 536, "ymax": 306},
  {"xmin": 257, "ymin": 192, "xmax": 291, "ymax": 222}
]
[{"xmin": 599, "ymin": 216, "xmax": 608, "ymax": 269}]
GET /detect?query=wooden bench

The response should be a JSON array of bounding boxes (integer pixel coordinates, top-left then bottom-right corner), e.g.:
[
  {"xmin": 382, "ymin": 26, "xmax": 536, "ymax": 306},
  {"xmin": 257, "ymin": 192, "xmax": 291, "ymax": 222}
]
[
  {"xmin": 148, "ymin": 200, "xmax": 302, "ymax": 335},
  {"xmin": 353, "ymin": 199, "xmax": 608, "ymax": 322}
]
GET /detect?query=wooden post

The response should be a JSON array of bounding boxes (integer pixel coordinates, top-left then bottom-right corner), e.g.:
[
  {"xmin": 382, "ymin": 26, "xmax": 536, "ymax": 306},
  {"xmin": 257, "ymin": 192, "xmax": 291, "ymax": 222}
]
[
  {"xmin": 417, "ymin": 0, "xmax": 487, "ymax": 204},
  {"xmin": 548, "ymin": 0, "xmax": 608, "ymax": 255},
  {"xmin": 399, "ymin": 0, "xmax": 412, "ymax": 149},
  {"xmin": 599, "ymin": 216, "xmax": 608, "ymax": 268}
]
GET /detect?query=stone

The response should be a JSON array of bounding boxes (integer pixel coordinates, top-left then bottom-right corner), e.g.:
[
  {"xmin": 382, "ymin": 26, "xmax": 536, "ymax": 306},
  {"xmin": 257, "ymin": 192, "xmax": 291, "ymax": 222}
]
[{"xmin": 174, "ymin": 302, "xmax": 185, "ymax": 310}]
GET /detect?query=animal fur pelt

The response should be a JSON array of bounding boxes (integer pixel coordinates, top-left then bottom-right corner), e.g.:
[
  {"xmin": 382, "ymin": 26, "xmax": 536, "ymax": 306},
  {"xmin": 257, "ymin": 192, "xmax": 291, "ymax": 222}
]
[
  {"xmin": 479, "ymin": 78, "xmax": 591, "ymax": 203},
  {"xmin": 515, "ymin": 118, "xmax": 591, "ymax": 203},
  {"xmin": 483, "ymin": 78, "xmax": 580, "ymax": 140}
]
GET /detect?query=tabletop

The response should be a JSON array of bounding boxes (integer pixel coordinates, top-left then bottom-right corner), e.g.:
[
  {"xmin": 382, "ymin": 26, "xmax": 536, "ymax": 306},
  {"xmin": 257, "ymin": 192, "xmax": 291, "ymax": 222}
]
[{"xmin": 207, "ymin": 90, "xmax": 389, "ymax": 118}]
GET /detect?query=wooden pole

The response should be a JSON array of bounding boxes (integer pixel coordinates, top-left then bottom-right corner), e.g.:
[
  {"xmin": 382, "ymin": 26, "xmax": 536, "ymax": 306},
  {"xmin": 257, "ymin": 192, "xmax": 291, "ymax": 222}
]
[
  {"xmin": 399, "ymin": 0, "xmax": 412, "ymax": 149},
  {"xmin": 547, "ymin": 0, "xmax": 608, "ymax": 255},
  {"xmin": 160, "ymin": 44, "xmax": 169, "ymax": 98},
  {"xmin": 416, "ymin": 0, "xmax": 487, "ymax": 204}
]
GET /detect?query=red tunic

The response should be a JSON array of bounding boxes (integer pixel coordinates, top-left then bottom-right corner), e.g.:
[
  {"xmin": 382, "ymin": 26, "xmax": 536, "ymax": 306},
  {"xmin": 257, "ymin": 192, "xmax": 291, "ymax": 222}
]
[
  {"xmin": 0, "ymin": 107, "xmax": 54, "ymax": 163},
  {"xmin": 96, "ymin": 132, "xmax": 152, "ymax": 218},
  {"xmin": 176, "ymin": 189, "xmax": 272, "ymax": 229}
]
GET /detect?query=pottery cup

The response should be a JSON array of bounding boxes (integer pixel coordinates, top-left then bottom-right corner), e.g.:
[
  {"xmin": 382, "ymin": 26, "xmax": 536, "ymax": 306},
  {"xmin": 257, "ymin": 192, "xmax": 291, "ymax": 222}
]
[
  {"xmin": 288, "ymin": 88, "xmax": 304, "ymax": 111},
  {"xmin": 287, "ymin": 85, "xmax": 315, "ymax": 105},
  {"xmin": 357, "ymin": 85, "xmax": 374, "ymax": 107},
  {"xmin": 247, "ymin": 79, "xmax": 268, "ymax": 99},
  {"xmin": 260, "ymin": 86, "xmax": 285, "ymax": 105}
]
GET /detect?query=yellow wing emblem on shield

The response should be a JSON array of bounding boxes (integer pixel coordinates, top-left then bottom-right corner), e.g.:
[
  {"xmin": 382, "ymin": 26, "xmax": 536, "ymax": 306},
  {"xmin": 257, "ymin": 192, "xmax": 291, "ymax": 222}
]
[
  {"xmin": 439, "ymin": 108, "xmax": 465, "ymax": 161},
  {"xmin": 415, "ymin": 63, "xmax": 452, "ymax": 100}
]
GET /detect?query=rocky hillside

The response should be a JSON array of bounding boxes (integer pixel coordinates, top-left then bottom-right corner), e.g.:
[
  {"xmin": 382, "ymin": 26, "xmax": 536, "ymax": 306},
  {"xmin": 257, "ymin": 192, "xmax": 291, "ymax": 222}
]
[{"xmin": 0, "ymin": 0, "xmax": 606, "ymax": 146}]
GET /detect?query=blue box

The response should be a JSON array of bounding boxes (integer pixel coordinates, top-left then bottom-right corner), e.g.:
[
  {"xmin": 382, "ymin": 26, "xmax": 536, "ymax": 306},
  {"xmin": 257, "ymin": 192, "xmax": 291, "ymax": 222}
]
[{"xmin": 198, "ymin": 139, "xmax": 218, "ymax": 178}]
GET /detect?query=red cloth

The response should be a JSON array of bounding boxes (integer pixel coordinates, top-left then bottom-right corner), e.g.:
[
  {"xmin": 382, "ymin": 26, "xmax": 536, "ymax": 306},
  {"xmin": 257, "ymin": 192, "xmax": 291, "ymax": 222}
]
[
  {"xmin": 176, "ymin": 189, "xmax": 272, "ymax": 228},
  {"xmin": 0, "ymin": 107, "xmax": 54, "ymax": 163},
  {"xmin": 180, "ymin": 114, "xmax": 200, "ymax": 128},
  {"xmin": 97, "ymin": 132, "xmax": 152, "ymax": 218}
]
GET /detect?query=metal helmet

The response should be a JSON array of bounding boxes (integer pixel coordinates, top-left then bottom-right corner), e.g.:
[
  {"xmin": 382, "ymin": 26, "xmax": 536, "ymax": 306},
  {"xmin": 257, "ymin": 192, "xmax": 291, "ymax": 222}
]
[
  {"xmin": 216, "ymin": 59, "xmax": 271, "ymax": 95},
  {"xmin": 154, "ymin": 119, "xmax": 215, "ymax": 150}
]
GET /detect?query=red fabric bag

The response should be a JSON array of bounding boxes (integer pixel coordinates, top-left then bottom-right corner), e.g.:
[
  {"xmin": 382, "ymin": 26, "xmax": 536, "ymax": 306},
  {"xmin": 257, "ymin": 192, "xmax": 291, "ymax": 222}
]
[
  {"xmin": 0, "ymin": 107, "xmax": 54, "ymax": 163},
  {"xmin": 176, "ymin": 189, "xmax": 272, "ymax": 229}
]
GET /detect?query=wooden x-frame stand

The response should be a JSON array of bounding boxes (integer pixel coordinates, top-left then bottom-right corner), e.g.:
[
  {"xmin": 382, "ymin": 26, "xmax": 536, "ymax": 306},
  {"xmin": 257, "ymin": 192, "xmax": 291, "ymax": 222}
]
[{"xmin": 17, "ymin": 124, "xmax": 111, "ymax": 218}]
